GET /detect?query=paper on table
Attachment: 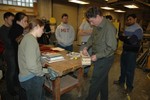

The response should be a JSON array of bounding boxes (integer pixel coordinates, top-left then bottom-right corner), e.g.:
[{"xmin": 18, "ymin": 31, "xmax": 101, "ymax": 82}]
[
  {"xmin": 51, "ymin": 47, "xmax": 64, "ymax": 51},
  {"xmin": 41, "ymin": 56, "xmax": 65, "ymax": 63},
  {"xmin": 67, "ymin": 52, "xmax": 80, "ymax": 59},
  {"xmin": 43, "ymin": 68, "xmax": 49, "ymax": 73}
]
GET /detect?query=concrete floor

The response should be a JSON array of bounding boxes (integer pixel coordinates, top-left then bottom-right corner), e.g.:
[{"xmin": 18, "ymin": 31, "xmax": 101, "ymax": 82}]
[
  {"xmin": 0, "ymin": 43, "xmax": 150, "ymax": 100},
  {"xmin": 44, "ymin": 45, "xmax": 150, "ymax": 100},
  {"xmin": 49, "ymin": 53, "xmax": 150, "ymax": 100}
]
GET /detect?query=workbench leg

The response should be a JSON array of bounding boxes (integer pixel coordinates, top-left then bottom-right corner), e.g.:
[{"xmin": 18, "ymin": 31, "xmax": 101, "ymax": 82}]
[
  {"xmin": 77, "ymin": 67, "xmax": 83, "ymax": 97},
  {"xmin": 52, "ymin": 77, "xmax": 60, "ymax": 100}
]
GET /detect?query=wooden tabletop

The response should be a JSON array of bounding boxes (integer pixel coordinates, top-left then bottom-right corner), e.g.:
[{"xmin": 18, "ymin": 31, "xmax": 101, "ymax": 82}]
[{"xmin": 40, "ymin": 44, "xmax": 82, "ymax": 76}]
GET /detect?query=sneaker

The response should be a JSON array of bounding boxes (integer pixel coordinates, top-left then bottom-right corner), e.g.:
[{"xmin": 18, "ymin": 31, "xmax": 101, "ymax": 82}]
[
  {"xmin": 113, "ymin": 80, "xmax": 122, "ymax": 84},
  {"xmin": 124, "ymin": 87, "xmax": 133, "ymax": 94},
  {"xmin": 113, "ymin": 80, "xmax": 124, "ymax": 88}
]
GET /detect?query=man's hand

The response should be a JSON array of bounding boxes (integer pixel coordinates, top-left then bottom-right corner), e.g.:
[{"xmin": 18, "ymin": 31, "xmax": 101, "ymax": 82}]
[
  {"xmin": 42, "ymin": 62, "xmax": 47, "ymax": 67},
  {"xmin": 82, "ymin": 47, "xmax": 88, "ymax": 56},
  {"xmin": 91, "ymin": 55, "xmax": 97, "ymax": 61}
]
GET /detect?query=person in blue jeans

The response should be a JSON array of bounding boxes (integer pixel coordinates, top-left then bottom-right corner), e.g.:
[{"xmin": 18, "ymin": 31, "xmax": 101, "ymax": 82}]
[
  {"xmin": 114, "ymin": 14, "xmax": 143, "ymax": 93},
  {"xmin": 18, "ymin": 19, "xmax": 45, "ymax": 100},
  {"xmin": 55, "ymin": 13, "xmax": 75, "ymax": 52},
  {"xmin": 82, "ymin": 7, "xmax": 117, "ymax": 100}
]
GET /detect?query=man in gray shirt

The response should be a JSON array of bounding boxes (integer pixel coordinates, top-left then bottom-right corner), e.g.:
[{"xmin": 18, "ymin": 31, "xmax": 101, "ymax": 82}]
[
  {"xmin": 78, "ymin": 18, "xmax": 93, "ymax": 77},
  {"xmin": 82, "ymin": 7, "xmax": 117, "ymax": 100},
  {"xmin": 55, "ymin": 13, "xmax": 75, "ymax": 51}
]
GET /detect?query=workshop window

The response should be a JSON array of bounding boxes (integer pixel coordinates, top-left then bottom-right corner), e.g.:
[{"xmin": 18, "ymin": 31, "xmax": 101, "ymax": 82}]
[{"xmin": 0, "ymin": 0, "xmax": 36, "ymax": 7}]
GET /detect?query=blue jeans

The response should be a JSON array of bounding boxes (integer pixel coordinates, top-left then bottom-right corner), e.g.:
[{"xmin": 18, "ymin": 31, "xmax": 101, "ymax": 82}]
[
  {"xmin": 20, "ymin": 76, "xmax": 45, "ymax": 100},
  {"xmin": 119, "ymin": 51, "xmax": 137, "ymax": 89},
  {"xmin": 57, "ymin": 44, "xmax": 73, "ymax": 52},
  {"xmin": 86, "ymin": 55, "xmax": 114, "ymax": 100}
]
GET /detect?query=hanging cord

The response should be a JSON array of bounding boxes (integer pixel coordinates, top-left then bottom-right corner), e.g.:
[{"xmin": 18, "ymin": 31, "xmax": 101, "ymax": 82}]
[
  {"xmin": 147, "ymin": 73, "xmax": 150, "ymax": 80},
  {"xmin": 124, "ymin": 84, "xmax": 131, "ymax": 100}
]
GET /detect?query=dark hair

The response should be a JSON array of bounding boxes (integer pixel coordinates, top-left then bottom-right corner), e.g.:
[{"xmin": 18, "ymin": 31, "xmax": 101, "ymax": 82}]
[
  {"xmin": 41, "ymin": 19, "xmax": 51, "ymax": 33},
  {"xmin": 61, "ymin": 13, "xmax": 68, "ymax": 18},
  {"xmin": 105, "ymin": 15, "xmax": 113, "ymax": 20},
  {"xmin": 127, "ymin": 14, "xmax": 137, "ymax": 19},
  {"xmin": 3, "ymin": 12, "xmax": 14, "ymax": 20},
  {"xmin": 14, "ymin": 12, "xmax": 27, "ymax": 22},
  {"xmin": 85, "ymin": 6, "xmax": 103, "ymax": 19},
  {"xmin": 30, "ymin": 19, "xmax": 45, "ymax": 29}
]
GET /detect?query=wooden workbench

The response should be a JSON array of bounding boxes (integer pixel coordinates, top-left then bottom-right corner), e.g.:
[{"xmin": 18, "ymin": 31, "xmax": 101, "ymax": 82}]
[{"xmin": 40, "ymin": 45, "xmax": 83, "ymax": 100}]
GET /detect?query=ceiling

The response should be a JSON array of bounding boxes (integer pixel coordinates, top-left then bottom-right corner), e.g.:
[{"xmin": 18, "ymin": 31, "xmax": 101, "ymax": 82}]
[
  {"xmin": 57, "ymin": 0, "xmax": 150, "ymax": 11},
  {"xmin": 87, "ymin": 0, "xmax": 150, "ymax": 11}
]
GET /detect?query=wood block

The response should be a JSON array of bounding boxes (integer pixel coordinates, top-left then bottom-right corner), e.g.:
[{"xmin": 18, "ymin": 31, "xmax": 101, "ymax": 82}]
[{"xmin": 147, "ymin": 56, "xmax": 150, "ymax": 69}]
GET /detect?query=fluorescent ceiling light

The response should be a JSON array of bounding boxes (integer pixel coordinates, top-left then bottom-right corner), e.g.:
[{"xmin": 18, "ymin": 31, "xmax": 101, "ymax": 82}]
[
  {"xmin": 68, "ymin": 0, "xmax": 89, "ymax": 4},
  {"xmin": 101, "ymin": 7, "xmax": 114, "ymax": 10},
  {"xmin": 114, "ymin": 10, "xmax": 126, "ymax": 13},
  {"xmin": 124, "ymin": 4, "xmax": 138, "ymax": 8}
]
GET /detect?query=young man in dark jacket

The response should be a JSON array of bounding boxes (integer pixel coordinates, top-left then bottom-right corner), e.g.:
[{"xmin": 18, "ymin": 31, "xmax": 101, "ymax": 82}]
[{"xmin": 114, "ymin": 14, "xmax": 143, "ymax": 93}]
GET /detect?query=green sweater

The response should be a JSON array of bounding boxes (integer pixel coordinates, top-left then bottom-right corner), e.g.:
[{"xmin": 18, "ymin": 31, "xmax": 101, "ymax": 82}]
[
  {"xmin": 18, "ymin": 34, "xmax": 44, "ymax": 82},
  {"xmin": 86, "ymin": 18, "xmax": 117, "ymax": 59}
]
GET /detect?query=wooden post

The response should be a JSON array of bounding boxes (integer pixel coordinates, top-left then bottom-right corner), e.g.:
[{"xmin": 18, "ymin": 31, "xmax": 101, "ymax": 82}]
[
  {"xmin": 77, "ymin": 67, "xmax": 83, "ymax": 97},
  {"xmin": 147, "ymin": 56, "xmax": 150, "ymax": 69},
  {"xmin": 33, "ymin": 2, "xmax": 38, "ymax": 16},
  {"xmin": 52, "ymin": 77, "xmax": 61, "ymax": 100}
]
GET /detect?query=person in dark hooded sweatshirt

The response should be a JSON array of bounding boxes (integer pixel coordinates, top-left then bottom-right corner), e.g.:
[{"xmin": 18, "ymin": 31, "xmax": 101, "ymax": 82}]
[
  {"xmin": 0, "ymin": 12, "xmax": 15, "ymax": 96},
  {"xmin": 8, "ymin": 12, "xmax": 28, "ymax": 97}
]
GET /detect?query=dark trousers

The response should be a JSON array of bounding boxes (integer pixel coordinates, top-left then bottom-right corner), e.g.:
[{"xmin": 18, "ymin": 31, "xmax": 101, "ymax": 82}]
[
  {"xmin": 4, "ymin": 50, "xmax": 19, "ymax": 95},
  {"xmin": 119, "ymin": 51, "xmax": 137, "ymax": 89},
  {"xmin": 4, "ymin": 49, "xmax": 27, "ymax": 100},
  {"xmin": 20, "ymin": 76, "xmax": 45, "ymax": 100},
  {"xmin": 57, "ymin": 44, "xmax": 73, "ymax": 52},
  {"xmin": 86, "ymin": 55, "xmax": 114, "ymax": 100}
]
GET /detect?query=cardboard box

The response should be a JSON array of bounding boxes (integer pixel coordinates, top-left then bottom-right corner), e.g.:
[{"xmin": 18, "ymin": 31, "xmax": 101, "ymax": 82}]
[{"xmin": 80, "ymin": 52, "xmax": 91, "ymax": 66}]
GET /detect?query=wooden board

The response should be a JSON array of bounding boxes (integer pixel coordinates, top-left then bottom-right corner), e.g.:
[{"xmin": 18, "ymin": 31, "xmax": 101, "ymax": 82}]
[{"xmin": 147, "ymin": 56, "xmax": 150, "ymax": 69}]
